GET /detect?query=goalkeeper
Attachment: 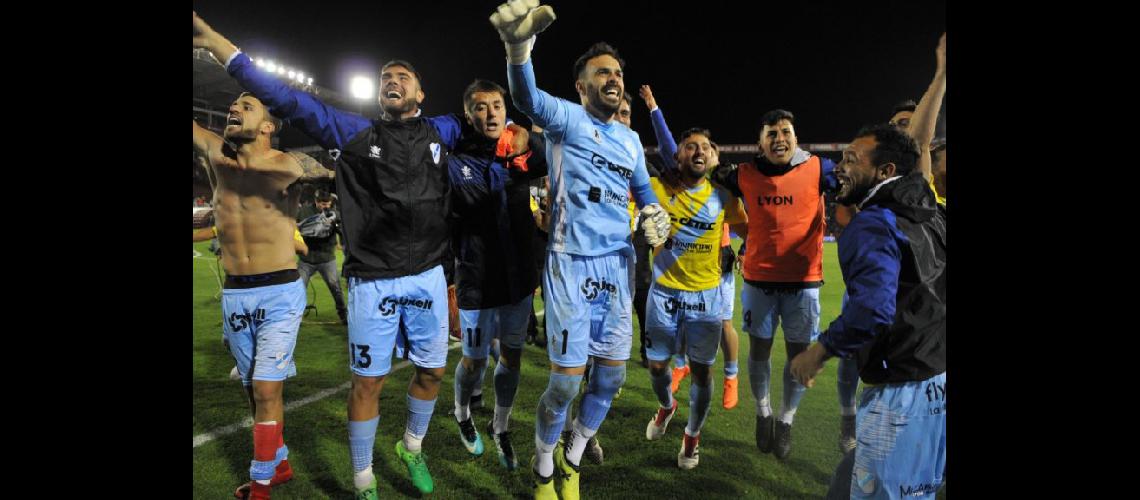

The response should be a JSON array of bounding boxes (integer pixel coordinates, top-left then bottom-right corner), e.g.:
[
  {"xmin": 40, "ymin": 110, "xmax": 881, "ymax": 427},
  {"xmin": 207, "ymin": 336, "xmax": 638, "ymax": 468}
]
[{"xmin": 489, "ymin": 1, "xmax": 668, "ymax": 498}]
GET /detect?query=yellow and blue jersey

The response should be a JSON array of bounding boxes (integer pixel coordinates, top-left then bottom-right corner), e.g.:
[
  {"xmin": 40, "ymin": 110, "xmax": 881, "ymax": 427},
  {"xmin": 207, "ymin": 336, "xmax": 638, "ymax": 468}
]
[{"xmin": 649, "ymin": 178, "xmax": 746, "ymax": 291}]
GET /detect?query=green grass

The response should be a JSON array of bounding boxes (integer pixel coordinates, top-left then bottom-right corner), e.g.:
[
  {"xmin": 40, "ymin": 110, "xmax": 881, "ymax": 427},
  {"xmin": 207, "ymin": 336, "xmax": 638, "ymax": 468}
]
[{"xmin": 194, "ymin": 240, "xmax": 855, "ymax": 499}]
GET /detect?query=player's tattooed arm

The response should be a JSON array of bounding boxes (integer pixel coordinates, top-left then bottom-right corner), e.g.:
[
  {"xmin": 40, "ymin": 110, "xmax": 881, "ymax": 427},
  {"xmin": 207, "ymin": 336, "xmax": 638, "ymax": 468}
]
[{"xmin": 287, "ymin": 151, "xmax": 336, "ymax": 182}]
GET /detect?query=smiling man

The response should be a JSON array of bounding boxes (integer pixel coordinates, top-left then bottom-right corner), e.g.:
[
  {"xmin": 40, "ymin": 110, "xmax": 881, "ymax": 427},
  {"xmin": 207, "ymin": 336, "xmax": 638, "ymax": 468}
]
[
  {"xmin": 641, "ymin": 127, "xmax": 747, "ymax": 470},
  {"xmin": 489, "ymin": 1, "xmax": 670, "ymax": 498},
  {"xmin": 790, "ymin": 124, "xmax": 946, "ymax": 499},
  {"xmin": 712, "ymin": 108, "xmax": 839, "ymax": 461}
]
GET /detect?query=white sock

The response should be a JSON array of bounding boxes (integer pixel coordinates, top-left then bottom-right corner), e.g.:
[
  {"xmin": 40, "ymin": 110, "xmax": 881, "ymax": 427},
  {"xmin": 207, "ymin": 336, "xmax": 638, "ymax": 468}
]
[
  {"xmin": 535, "ymin": 436, "xmax": 555, "ymax": 477},
  {"xmin": 353, "ymin": 467, "xmax": 374, "ymax": 490},
  {"xmin": 565, "ymin": 419, "xmax": 596, "ymax": 467},
  {"xmin": 454, "ymin": 403, "xmax": 470, "ymax": 422},
  {"xmin": 403, "ymin": 430, "xmax": 424, "ymax": 453},
  {"xmin": 840, "ymin": 407, "xmax": 857, "ymax": 417},
  {"xmin": 757, "ymin": 397, "xmax": 772, "ymax": 417},
  {"xmin": 779, "ymin": 408, "xmax": 797, "ymax": 425}
]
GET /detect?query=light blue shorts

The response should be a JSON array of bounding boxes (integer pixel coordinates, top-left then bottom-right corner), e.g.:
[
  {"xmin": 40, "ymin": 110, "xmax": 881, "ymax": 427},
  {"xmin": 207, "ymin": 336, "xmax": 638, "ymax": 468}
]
[
  {"xmin": 740, "ymin": 282, "xmax": 820, "ymax": 343},
  {"xmin": 851, "ymin": 372, "xmax": 947, "ymax": 499},
  {"xmin": 222, "ymin": 279, "xmax": 305, "ymax": 386},
  {"xmin": 346, "ymin": 265, "xmax": 449, "ymax": 376},
  {"xmin": 459, "ymin": 293, "xmax": 534, "ymax": 359},
  {"xmin": 645, "ymin": 283, "xmax": 723, "ymax": 366},
  {"xmin": 543, "ymin": 249, "xmax": 633, "ymax": 367}
]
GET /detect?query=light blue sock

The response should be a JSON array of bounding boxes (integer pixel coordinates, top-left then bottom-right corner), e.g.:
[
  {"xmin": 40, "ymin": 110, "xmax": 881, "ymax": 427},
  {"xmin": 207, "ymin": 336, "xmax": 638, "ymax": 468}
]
[
  {"xmin": 686, "ymin": 381, "xmax": 713, "ymax": 435},
  {"xmin": 748, "ymin": 357, "xmax": 772, "ymax": 416},
  {"xmin": 535, "ymin": 372, "xmax": 582, "ymax": 446},
  {"xmin": 494, "ymin": 362, "xmax": 521, "ymax": 409},
  {"xmin": 348, "ymin": 416, "xmax": 379, "ymax": 473},
  {"xmin": 406, "ymin": 395, "xmax": 436, "ymax": 441},
  {"xmin": 724, "ymin": 359, "xmax": 739, "ymax": 378},
  {"xmin": 650, "ymin": 368, "xmax": 674, "ymax": 408},
  {"xmin": 578, "ymin": 363, "xmax": 626, "ymax": 430}
]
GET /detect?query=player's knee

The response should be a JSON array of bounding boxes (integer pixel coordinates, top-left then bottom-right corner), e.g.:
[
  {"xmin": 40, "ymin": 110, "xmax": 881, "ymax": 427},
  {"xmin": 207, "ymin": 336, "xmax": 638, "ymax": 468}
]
[
  {"xmin": 587, "ymin": 363, "xmax": 626, "ymax": 400},
  {"xmin": 351, "ymin": 376, "xmax": 385, "ymax": 398},
  {"xmin": 500, "ymin": 346, "xmax": 523, "ymax": 369},
  {"xmin": 251, "ymin": 382, "xmax": 282, "ymax": 405},
  {"xmin": 785, "ymin": 341, "xmax": 808, "ymax": 359},
  {"xmin": 414, "ymin": 367, "xmax": 445, "ymax": 387},
  {"xmin": 750, "ymin": 338, "xmax": 774, "ymax": 360},
  {"xmin": 543, "ymin": 373, "xmax": 581, "ymax": 408},
  {"xmin": 648, "ymin": 362, "xmax": 669, "ymax": 376},
  {"xmin": 689, "ymin": 362, "xmax": 711, "ymax": 384},
  {"xmin": 461, "ymin": 356, "xmax": 487, "ymax": 372}
]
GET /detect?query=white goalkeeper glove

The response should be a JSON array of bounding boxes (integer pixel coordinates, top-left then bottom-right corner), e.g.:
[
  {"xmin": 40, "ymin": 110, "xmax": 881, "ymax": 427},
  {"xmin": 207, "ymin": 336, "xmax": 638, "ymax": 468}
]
[
  {"xmin": 490, "ymin": 0, "xmax": 556, "ymax": 64},
  {"xmin": 639, "ymin": 203, "xmax": 671, "ymax": 247}
]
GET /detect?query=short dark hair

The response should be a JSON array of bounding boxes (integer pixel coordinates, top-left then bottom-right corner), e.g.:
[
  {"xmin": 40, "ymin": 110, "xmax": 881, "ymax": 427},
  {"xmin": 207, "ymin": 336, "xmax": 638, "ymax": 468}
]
[
  {"xmin": 315, "ymin": 190, "xmax": 333, "ymax": 203},
  {"xmin": 679, "ymin": 127, "xmax": 712, "ymax": 144},
  {"xmin": 855, "ymin": 123, "xmax": 920, "ymax": 176},
  {"xmin": 237, "ymin": 92, "xmax": 283, "ymax": 135},
  {"xmin": 462, "ymin": 79, "xmax": 508, "ymax": 112},
  {"xmin": 760, "ymin": 109, "xmax": 794, "ymax": 127},
  {"xmin": 891, "ymin": 100, "xmax": 917, "ymax": 116},
  {"xmin": 621, "ymin": 91, "xmax": 633, "ymax": 104},
  {"xmin": 572, "ymin": 42, "xmax": 625, "ymax": 80},
  {"xmin": 381, "ymin": 59, "xmax": 422, "ymax": 85}
]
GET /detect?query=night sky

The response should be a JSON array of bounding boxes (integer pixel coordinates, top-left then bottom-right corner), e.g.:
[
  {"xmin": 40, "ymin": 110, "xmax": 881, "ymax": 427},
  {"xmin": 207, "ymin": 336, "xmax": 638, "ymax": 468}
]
[{"xmin": 193, "ymin": 0, "xmax": 946, "ymax": 146}]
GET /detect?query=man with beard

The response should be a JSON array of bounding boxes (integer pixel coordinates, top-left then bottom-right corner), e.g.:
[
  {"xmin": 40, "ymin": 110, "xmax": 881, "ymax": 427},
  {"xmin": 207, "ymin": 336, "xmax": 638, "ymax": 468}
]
[
  {"xmin": 640, "ymin": 127, "xmax": 747, "ymax": 470},
  {"xmin": 832, "ymin": 33, "xmax": 946, "ymax": 453},
  {"xmin": 195, "ymin": 13, "xmax": 525, "ymax": 499},
  {"xmin": 712, "ymin": 109, "xmax": 839, "ymax": 461},
  {"xmin": 639, "ymin": 84, "xmax": 743, "ymax": 411},
  {"xmin": 489, "ymin": 1, "xmax": 670, "ymax": 498},
  {"xmin": 791, "ymin": 124, "xmax": 946, "ymax": 499},
  {"xmin": 192, "ymin": 91, "xmax": 332, "ymax": 499}
]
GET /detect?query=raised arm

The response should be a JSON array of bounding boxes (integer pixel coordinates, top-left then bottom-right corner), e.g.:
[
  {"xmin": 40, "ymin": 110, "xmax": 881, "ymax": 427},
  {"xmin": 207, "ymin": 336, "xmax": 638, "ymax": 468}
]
[
  {"xmin": 491, "ymin": 1, "xmax": 567, "ymax": 132},
  {"xmin": 909, "ymin": 33, "xmax": 946, "ymax": 182},
  {"xmin": 193, "ymin": 12, "xmax": 371, "ymax": 150},
  {"xmin": 192, "ymin": 120, "xmax": 222, "ymax": 157},
  {"xmin": 639, "ymin": 85, "xmax": 678, "ymax": 170}
]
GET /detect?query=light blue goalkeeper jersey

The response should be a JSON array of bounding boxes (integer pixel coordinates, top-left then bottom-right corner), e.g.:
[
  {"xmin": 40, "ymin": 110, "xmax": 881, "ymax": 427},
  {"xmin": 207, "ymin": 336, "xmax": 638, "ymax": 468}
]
[{"xmin": 508, "ymin": 60, "xmax": 657, "ymax": 257}]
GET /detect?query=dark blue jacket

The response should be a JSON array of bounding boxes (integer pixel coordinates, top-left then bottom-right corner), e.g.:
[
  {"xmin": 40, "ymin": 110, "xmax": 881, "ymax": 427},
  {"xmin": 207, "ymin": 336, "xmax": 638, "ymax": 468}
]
[
  {"xmin": 817, "ymin": 172, "xmax": 946, "ymax": 384},
  {"xmin": 450, "ymin": 132, "xmax": 548, "ymax": 309}
]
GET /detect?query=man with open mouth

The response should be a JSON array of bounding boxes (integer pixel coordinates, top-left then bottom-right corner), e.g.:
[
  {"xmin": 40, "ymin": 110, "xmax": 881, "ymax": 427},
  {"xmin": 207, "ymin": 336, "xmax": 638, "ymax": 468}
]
[
  {"xmin": 711, "ymin": 108, "xmax": 840, "ymax": 462},
  {"xmin": 193, "ymin": 87, "xmax": 333, "ymax": 499},
  {"xmin": 490, "ymin": 1, "xmax": 670, "ymax": 498}
]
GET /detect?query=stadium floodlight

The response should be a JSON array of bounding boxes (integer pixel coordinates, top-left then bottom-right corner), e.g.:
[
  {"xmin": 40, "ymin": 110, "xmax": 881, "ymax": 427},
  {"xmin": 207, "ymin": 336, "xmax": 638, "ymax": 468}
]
[
  {"xmin": 288, "ymin": 70, "xmax": 296, "ymax": 79},
  {"xmin": 265, "ymin": 61, "xmax": 276, "ymax": 73},
  {"xmin": 277, "ymin": 67, "xmax": 285, "ymax": 75},
  {"xmin": 307, "ymin": 77, "xmax": 313, "ymax": 86},
  {"xmin": 255, "ymin": 58, "xmax": 265, "ymax": 67},
  {"xmin": 297, "ymin": 72, "xmax": 305, "ymax": 83},
  {"xmin": 350, "ymin": 76, "xmax": 374, "ymax": 100}
]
